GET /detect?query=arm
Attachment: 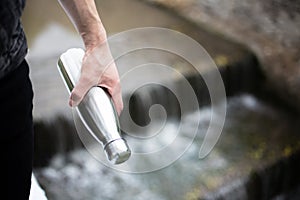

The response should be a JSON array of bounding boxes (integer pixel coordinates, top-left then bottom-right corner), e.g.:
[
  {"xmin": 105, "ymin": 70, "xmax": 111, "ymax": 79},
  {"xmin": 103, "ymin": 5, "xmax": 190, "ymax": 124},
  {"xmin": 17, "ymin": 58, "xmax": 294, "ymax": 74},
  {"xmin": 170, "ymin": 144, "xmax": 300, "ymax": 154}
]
[{"xmin": 58, "ymin": 0, "xmax": 123, "ymax": 115}]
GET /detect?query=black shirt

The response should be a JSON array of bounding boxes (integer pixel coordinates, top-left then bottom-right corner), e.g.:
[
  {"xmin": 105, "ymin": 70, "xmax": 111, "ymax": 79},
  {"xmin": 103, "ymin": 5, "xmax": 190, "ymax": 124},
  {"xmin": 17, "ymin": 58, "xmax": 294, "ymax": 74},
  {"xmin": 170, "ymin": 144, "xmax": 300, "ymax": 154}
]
[{"xmin": 0, "ymin": 0, "xmax": 27, "ymax": 79}]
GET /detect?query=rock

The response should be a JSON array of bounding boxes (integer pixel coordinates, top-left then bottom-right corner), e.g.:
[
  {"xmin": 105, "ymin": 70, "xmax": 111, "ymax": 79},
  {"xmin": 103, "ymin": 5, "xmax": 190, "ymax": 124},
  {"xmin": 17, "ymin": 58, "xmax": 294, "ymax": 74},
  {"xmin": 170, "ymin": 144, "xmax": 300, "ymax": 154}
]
[{"xmin": 142, "ymin": 0, "xmax": 300, "ymax": 111}]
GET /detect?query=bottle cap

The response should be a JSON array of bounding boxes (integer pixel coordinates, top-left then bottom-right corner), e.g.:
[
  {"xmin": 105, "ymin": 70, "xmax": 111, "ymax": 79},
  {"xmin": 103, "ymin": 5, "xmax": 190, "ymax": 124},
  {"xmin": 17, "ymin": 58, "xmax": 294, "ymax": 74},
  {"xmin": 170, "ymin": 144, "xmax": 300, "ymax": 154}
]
[{"xmin": 104, "ymin": 138, "xmax": 131, "ymax": 164}]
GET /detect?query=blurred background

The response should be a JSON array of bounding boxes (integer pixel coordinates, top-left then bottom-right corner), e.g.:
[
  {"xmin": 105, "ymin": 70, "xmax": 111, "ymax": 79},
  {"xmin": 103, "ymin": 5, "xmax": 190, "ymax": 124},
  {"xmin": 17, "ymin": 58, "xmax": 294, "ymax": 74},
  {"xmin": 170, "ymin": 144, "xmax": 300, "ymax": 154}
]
[{"xmin": 22, "ymin": 0, "xmax": 300, "ymax": 199}]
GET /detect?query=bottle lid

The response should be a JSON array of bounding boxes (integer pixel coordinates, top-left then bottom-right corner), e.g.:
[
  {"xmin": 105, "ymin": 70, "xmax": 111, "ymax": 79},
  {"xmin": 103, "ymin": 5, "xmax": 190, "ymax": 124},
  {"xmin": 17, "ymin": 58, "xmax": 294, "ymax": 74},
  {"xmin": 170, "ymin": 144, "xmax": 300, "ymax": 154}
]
[{"xmin": 104, "ymin": 138, "xmax": 131, "ymax": 164}]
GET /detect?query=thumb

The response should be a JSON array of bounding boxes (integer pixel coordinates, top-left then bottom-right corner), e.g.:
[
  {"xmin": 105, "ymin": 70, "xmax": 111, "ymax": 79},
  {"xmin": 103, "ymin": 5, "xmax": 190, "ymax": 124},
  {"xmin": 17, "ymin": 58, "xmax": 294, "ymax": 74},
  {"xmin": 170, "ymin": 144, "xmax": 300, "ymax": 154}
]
[{"xmin": 69, "ymin": 77, "xmax": 93, "ymax": 107}]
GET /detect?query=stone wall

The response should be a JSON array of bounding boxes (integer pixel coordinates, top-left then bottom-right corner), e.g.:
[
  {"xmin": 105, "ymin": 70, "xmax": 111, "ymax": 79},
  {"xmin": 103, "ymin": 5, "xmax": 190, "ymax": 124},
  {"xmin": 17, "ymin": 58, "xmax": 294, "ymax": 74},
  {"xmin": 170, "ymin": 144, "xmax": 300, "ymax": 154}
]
[{"xmin": 143, "ymin": 0, "xmax": 300, "ymax": 111}]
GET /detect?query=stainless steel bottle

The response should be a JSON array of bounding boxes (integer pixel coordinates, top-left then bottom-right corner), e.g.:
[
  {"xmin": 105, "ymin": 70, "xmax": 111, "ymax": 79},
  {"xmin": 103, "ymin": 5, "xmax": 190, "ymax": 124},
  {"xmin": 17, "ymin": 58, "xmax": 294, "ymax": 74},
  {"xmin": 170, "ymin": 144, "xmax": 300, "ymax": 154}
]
[{"xmin": 57, "ymin": 48, "xmax": 131, "ymax": 164}]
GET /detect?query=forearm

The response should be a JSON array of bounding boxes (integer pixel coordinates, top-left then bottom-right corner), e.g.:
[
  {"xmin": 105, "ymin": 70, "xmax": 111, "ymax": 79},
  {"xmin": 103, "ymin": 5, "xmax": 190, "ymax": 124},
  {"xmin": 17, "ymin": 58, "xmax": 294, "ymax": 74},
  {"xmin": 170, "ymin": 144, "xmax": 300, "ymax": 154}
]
[{"xmin": 58, "ymin": 0, "xmax": 107, "ymax": 49}]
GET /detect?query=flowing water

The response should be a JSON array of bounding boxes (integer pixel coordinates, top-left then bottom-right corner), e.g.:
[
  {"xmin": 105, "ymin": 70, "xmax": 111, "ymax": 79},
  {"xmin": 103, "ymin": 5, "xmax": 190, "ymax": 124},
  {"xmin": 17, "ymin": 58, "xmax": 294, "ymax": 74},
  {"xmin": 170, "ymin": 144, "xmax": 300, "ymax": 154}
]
[{"xmin": 34, "ymin": 94, "xmax": 299, "ymax": 200}]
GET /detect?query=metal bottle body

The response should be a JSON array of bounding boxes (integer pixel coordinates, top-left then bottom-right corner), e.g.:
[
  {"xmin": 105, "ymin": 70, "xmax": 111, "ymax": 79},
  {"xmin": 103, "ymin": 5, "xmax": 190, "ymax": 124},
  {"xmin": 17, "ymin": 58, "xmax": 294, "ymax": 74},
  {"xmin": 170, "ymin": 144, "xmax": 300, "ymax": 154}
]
[
  {"xmin": 57, "ymin": 48, "xmax": 131, "ymax": 164},
  {"xmin": 77, "ymin": 87, "xmax": 121, "ymax": 145}
]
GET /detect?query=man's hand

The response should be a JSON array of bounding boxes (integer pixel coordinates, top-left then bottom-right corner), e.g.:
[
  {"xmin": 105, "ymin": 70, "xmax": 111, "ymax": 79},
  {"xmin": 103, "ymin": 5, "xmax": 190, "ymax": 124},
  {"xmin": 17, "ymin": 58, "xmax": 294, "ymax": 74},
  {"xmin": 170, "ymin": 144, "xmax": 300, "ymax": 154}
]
[{"xmin": 70, "ymin": 42, "xmax": 123, "ymax": 115}]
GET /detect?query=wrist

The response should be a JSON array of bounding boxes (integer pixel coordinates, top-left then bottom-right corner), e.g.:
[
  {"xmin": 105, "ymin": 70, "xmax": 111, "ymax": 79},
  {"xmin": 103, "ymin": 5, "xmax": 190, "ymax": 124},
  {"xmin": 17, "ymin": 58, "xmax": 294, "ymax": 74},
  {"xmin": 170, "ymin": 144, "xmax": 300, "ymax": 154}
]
[{"xmin": 82, "ymin": 25, "xmax": 107, "ymax": 50}]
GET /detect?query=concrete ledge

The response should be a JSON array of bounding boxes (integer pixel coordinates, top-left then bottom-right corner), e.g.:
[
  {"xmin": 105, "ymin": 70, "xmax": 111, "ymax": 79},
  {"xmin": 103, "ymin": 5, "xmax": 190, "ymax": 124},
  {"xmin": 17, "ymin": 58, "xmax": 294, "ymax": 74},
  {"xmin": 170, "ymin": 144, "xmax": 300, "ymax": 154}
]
[{"xmin": 140, "ymin": 0, "xmax": 300, "ymax": 113}]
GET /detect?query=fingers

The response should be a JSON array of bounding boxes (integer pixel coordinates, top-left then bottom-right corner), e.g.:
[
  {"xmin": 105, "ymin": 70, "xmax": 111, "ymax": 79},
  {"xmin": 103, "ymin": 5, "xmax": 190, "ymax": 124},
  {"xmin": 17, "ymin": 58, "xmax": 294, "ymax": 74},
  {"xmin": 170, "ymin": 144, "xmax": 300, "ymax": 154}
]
[
  {"xmin": 99, "ymin": 82, "xmax": 124, "ymax": 116},
  {"xmin": 70, "ymin": 74, "xmax": 124, "ymax": 117},
  {"xmin": 113, "ymin": 93, "xmax": 124, "ymax": 116},
  {"xmin": 110, "ymin": 86, "xmax": 124, "ymax": 116}
]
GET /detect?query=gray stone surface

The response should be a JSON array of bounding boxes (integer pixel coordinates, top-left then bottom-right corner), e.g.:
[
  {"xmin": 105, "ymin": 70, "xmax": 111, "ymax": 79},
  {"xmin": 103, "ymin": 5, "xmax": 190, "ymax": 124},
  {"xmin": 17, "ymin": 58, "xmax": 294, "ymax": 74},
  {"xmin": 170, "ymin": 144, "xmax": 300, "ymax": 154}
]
[{"xmin": 143, "ymin": 0, "xmax": 300, "ymax": 111}]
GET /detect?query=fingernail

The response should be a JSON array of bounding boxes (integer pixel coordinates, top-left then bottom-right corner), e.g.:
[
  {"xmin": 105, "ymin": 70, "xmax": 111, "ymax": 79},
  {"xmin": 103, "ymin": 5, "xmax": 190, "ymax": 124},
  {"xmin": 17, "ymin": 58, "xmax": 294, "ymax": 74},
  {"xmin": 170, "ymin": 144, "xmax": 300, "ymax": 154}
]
[
  {"xmin": 70, "ymin": 93, "xmax": 81, "ymax": 107},
  {"xmin": 69, "ymin": 99, "xmax": 79, "ymax": 107}
]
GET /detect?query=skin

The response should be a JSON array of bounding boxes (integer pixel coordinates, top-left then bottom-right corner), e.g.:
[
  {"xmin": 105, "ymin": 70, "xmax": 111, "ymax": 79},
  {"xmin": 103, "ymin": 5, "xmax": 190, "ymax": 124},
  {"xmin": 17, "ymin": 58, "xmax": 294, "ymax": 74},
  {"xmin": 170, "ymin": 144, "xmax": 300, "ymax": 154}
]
[{"xmin": 58, "ymin": 0, "xmax": 123, "ymax": 115}]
